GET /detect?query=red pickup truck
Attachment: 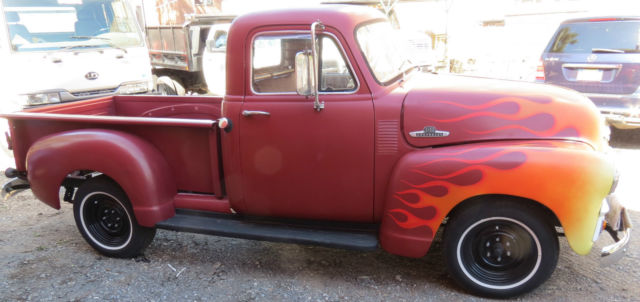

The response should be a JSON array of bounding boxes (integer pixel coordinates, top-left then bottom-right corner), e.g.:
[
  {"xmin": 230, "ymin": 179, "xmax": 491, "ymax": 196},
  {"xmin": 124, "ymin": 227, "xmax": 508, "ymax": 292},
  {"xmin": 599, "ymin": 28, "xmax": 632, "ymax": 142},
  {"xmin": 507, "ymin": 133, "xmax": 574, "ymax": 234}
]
[{"xmin": 1, "ymin": 6, "xmax": 631, "ymax": 298}]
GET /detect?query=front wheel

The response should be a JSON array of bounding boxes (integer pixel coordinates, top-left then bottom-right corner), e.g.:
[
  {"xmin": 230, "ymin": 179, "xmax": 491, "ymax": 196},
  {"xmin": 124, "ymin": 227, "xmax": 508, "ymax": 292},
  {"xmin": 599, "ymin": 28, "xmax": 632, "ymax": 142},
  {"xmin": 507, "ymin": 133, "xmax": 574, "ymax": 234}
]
[
  {"xmin": 443, "ymin": 199, "xmax": 559, "ymax": 298},
  {"xmin": 73, "ymin": 176, "xmax": 156, "ymax": 258}
]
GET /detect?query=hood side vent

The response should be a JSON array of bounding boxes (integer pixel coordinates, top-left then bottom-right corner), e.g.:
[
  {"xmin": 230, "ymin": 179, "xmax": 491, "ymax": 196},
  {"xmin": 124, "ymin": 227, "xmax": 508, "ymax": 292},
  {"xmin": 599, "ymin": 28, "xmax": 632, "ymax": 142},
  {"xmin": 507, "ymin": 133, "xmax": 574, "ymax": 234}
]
[{"xmin": 376, "ymin": 120, "xmax": 399, "ymax": 154}]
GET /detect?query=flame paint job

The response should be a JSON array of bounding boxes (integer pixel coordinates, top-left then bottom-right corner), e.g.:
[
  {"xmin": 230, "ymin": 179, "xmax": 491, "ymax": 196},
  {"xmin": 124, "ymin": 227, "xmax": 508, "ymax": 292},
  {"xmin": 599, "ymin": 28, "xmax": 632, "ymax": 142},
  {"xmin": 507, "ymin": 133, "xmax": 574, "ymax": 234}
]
[
  {"xmin": 0, "ymin": 6, "xmax": 619, "ymax": 263},
  {"xmin": 402, "ymin": 74, "xmax": 606, "ymax": 150},
  {"xmin": 380, "ymin": 140, "xmax": 614, "ymax": 258}
]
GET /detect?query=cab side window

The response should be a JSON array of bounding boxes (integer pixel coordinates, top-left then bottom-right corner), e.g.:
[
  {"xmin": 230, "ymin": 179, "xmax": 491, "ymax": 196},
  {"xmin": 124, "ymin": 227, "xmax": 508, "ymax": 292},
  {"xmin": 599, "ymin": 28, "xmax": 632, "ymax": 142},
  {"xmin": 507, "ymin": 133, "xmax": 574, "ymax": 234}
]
[
  {"xmin": 319, "ymin": 36, "xmax": 356, "ymax": 92},
  {"xmin": 252, "ymin": 34, "xmax": 356, "ymax": 94},
  {"xmin": 252, "ymin": 34, "xmax": 311, "ymax": 93}
]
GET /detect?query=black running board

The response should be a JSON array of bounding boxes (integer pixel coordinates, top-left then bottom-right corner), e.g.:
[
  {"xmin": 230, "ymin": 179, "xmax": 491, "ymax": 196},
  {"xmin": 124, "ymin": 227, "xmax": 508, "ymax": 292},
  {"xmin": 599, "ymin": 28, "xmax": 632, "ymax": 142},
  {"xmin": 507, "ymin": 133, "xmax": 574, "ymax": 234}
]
[{"xmin": 156, "ymin": 209, "xmax": 379, "ymax": 251}]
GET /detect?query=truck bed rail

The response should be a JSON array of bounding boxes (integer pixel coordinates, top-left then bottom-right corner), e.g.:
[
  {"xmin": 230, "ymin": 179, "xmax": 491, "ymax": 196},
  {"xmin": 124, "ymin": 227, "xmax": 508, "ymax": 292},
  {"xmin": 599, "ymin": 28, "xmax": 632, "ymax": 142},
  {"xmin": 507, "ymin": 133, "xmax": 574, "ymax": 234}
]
[{"xmin": 0, "ymin": 112, "xmax": 218, "ymax": 128}]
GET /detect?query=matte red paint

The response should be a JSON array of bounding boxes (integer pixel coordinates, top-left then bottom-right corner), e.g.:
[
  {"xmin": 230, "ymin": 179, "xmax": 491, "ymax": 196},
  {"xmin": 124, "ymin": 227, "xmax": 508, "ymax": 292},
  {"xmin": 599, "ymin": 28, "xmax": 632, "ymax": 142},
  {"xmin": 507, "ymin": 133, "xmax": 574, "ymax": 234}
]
[
  {"xmin": 2, "ymin": 6, "xmax": 614, "ymax": 259},
  {"xmin": 26, "ymin": 129, "xmax": 176, "ymax": 227},
  {"xmin": 173, "ymin": 193, "xmax": 232, "ymax": 214}
]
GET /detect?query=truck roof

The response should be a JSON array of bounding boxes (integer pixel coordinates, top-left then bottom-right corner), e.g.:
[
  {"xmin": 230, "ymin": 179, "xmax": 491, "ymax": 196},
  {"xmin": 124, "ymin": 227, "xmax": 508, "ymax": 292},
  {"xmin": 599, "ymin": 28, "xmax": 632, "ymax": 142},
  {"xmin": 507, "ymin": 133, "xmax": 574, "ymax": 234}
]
[{"xmin": 232, "ymin": 5, "xmax": 385, "ymax": 32}]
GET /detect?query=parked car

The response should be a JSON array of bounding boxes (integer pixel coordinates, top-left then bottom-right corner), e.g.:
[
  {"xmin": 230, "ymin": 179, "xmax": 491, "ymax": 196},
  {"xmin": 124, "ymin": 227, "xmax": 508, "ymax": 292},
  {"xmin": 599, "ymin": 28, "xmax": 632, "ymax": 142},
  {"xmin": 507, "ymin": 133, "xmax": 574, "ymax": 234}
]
[{"xmin": 538, "ymin": 17, "xmax": 640, "ymax": 129}]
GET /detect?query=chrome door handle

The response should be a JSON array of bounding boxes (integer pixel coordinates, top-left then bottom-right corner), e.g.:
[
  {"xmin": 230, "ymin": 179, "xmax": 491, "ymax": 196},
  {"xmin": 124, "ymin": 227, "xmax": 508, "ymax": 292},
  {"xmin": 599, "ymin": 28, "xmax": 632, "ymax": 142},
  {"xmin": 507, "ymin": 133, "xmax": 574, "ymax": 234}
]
[{"xmin": 242, "ymin": 110, "xmax": 271, "ymax": 117}]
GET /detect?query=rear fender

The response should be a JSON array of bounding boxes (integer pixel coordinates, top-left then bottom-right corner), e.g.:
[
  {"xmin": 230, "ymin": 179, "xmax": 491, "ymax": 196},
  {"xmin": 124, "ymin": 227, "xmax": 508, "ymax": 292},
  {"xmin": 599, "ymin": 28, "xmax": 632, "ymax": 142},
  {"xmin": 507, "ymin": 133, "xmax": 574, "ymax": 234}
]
[
  {"xmin": 379, "ymin": 141, "xmax": 614, "ymax": 258},
  {"xmin": 26, "ymin": 129, "xmax": 176, "ymax": 227}
]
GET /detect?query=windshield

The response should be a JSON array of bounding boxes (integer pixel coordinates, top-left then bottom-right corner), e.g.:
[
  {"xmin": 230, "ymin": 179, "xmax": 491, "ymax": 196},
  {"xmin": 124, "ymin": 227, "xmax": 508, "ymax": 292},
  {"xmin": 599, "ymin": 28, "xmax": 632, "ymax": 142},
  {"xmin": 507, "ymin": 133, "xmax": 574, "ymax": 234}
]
[
  {"xmin": 547, "ymin": 20, "xmax": 640, "ymax": 54},
  {"xmin": 356, "ymin": 20, "xmax": 413, "ymax": 85},
  {"xmin": 3, "ymin": 0, "xmax": 143, "ymax": 52}
]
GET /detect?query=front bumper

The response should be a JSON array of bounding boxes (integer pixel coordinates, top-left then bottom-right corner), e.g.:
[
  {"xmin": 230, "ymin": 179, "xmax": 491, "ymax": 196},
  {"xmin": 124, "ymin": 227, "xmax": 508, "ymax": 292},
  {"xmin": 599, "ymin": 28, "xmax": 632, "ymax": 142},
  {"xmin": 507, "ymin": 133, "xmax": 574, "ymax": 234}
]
[
  {"xmin": 596, "ymin": 194, "xmax": 632, "ymax": 263},
  {"xmin": 585, "ymin": 92, "xmax": 640, "ymax": 129},
  {"xmin": 602, "ymin": 113, "xmax": 640, "ymax": 129}
]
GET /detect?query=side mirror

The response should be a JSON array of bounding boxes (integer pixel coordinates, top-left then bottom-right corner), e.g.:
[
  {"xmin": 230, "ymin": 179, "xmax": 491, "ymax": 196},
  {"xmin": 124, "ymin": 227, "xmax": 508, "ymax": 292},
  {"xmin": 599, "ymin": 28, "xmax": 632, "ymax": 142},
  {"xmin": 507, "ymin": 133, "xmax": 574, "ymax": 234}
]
[{"xmin": 295, "ymin": 50, "xmax": 314, "ymax": 96}]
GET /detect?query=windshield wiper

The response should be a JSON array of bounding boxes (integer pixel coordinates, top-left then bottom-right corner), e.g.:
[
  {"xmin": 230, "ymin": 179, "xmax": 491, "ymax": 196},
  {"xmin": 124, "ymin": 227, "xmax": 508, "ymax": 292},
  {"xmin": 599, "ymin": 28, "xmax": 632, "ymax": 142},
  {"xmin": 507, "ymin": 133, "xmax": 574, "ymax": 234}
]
[
  {"xmin": 592, "ymin": 48, "xmax": 625, "ymax": 54},
  {"xmin": 70, "ymin": 36, "xmax": 127, "ymax": 53}
]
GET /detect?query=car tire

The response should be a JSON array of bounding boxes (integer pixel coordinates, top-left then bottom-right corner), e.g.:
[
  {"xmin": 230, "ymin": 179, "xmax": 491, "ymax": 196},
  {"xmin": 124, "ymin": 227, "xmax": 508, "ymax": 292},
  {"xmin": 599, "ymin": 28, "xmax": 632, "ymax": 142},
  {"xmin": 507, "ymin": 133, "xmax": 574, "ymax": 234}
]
[
  {"xmin": 156, "ymin": 76, "xmax": 185, "ymax": 95},
  {"xmin": 73, "ymin": 175, "xmax": 156, "ymax": 258},
  {"xmin": 443, "ymin": 199, "xmax": 559, "ymax": 298}
]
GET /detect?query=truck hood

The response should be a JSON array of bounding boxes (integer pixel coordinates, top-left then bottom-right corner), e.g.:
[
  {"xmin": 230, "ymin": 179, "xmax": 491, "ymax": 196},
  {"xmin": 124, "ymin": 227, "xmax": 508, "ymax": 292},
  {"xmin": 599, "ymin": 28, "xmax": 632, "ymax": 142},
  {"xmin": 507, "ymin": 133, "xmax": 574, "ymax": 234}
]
[{"xmin": 402, "ymin": 73, "xmax": 606, "ymax": 149}]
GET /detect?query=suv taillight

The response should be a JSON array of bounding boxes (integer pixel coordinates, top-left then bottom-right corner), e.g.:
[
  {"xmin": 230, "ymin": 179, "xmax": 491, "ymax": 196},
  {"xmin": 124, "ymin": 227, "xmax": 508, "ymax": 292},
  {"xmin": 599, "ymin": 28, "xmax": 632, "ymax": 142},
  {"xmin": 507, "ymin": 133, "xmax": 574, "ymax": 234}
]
[{"xmin": 535, "ymin": 59, "xmax": 545, "ymax": 82}]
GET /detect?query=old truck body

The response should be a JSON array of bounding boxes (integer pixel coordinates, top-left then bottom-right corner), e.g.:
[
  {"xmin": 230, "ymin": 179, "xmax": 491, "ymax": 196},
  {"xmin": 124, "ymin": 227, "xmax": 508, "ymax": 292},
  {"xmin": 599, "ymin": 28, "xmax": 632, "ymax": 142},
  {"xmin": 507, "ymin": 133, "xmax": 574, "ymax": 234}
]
[{"xmin": 1, "ymin": 6, "xmax": 631, "ymax": 298}]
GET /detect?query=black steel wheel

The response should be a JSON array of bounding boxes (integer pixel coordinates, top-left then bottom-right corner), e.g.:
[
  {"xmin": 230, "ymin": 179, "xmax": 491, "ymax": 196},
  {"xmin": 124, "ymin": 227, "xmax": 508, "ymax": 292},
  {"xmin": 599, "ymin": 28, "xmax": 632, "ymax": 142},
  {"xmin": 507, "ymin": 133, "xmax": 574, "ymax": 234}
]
[
  {"xmin": 73, "ymin": 176, "xmax": 155, "ymax": 258},
  {"xmin": 444, "ymin": 199, "xmax": 558, "ymax": 298}
]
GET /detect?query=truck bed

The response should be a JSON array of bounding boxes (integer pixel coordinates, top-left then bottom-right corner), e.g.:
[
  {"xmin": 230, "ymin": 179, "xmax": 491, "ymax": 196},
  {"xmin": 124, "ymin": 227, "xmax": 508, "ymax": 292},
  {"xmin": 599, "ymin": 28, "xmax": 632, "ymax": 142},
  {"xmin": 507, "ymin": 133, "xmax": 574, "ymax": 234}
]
[{"xmin": 3, "ymin": 95, "xmax": 225, "ymax": 197}]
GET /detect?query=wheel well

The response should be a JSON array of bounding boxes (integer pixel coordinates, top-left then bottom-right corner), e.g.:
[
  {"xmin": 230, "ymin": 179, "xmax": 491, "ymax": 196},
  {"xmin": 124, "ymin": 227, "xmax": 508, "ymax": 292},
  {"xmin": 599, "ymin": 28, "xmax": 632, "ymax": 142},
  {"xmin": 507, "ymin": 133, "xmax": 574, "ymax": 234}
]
[
  {"xmin": 443, "ymin": 194, "xmax": 562, "ymax": 231},
  {"xmin": 61, "ymin": 170, "xmax": 118, "ymax": 203}
]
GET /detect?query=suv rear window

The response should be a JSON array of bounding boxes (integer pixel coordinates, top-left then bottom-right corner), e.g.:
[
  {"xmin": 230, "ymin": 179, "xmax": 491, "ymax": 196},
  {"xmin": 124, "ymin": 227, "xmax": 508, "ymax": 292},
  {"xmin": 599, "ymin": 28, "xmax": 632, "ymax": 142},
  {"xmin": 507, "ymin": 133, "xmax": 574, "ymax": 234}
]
[{"xmin": 546, "ymin": 20, "xmax": 640, "ymax": 53}]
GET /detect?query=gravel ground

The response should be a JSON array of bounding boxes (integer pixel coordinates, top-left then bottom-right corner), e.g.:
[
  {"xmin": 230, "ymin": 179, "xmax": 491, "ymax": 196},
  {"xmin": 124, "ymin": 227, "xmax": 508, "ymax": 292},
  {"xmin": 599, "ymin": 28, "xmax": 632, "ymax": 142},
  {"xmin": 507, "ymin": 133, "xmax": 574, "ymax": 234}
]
[{"xmin": 0, "ymin": 132, "xmax": 639, "ymax": 301}]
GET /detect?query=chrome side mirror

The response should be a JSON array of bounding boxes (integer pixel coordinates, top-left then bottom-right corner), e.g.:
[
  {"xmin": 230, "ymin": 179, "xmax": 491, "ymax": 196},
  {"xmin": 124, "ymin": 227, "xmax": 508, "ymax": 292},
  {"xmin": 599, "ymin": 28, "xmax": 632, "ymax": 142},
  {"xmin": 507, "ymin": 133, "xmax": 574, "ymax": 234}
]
[
  {"xmin": 310, "ymin": 21, "xmax": 325, "ymax": 111},
  {"xmin": 295, "ymin": 50, "xmax": 314, "ymax": 96}
]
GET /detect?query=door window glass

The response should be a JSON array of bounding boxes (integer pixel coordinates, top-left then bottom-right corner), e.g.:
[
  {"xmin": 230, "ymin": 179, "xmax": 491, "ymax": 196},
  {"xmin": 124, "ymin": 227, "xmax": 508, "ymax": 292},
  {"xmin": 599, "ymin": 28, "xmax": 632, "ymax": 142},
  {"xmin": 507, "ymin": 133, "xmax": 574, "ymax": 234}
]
[
  {"xmin": 252, "ymin": 33, "xmax": 356, "ymax": 93},
  {"xmin": 320, "ymin": 36, "xmax": 356, "ymax": 92}
]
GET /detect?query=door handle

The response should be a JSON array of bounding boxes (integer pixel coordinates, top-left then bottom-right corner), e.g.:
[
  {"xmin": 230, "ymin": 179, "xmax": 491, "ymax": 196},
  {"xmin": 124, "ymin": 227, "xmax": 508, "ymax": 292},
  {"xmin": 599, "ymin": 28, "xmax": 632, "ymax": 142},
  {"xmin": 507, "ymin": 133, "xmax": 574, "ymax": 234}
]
[{"xmin": 242, "ymin": 110, "xmax": 271, "ymax": 117}]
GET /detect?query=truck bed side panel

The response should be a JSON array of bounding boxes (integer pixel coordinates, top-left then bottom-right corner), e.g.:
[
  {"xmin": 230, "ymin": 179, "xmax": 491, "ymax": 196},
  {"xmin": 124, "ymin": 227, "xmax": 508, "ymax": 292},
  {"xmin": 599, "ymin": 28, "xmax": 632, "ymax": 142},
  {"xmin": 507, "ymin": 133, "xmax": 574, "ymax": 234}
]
[
  {"xmin": 26, "ymin": 129, "xmax": 176, "ymax": 227},
  {"xmin": 8, "ymin": 96, "xmax": 224, "ymax": 195}
]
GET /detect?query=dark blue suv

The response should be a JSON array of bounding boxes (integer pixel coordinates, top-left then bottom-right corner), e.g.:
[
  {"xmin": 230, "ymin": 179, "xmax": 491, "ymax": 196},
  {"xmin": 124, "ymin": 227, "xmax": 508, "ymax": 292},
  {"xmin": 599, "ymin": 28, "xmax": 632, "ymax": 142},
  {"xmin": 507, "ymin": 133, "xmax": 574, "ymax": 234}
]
[{"xmin": 539, "ymin": 17, "xmax": 640, "ymax": 128}]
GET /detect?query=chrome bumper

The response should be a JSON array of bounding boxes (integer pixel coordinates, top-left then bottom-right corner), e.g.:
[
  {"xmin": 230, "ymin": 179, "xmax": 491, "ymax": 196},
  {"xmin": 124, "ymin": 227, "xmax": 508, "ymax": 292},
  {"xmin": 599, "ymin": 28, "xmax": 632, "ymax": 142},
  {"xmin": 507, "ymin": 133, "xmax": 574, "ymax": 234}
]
[
  {"xmin": 597, "ymin": 195, "xmax": 633, "ymax": 264},
  {"xmin": 603, "ymin": 114, "xmax": 640, "ymax": 129},
  {"xmin": 1, "ymin": 177, "xmax": 30, "ymax": 200},
  {"xmin": 601, "ymin": 209, "xmax": 632, "ymax": 259}
]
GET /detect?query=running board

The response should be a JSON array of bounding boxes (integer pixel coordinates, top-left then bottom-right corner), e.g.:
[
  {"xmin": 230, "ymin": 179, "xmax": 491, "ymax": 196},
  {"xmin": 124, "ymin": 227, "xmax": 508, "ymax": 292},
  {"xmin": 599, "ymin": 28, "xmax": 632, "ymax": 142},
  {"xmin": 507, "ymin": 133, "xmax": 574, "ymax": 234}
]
[{"xmin": 156, "ymin": 209, "xmax": 379, "ymax": 251}]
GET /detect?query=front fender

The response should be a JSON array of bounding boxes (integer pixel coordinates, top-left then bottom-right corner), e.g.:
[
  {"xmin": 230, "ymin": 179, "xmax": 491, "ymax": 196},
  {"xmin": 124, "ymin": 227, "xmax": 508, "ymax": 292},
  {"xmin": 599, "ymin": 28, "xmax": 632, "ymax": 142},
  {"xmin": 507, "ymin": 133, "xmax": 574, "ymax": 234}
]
[
  {"xmin": 379, "ymin": 140, "xmax": 614, "ymax": 258},
  {"xmin": 26, "ymin": 129, "xmax": 176, "ymax": 227}
]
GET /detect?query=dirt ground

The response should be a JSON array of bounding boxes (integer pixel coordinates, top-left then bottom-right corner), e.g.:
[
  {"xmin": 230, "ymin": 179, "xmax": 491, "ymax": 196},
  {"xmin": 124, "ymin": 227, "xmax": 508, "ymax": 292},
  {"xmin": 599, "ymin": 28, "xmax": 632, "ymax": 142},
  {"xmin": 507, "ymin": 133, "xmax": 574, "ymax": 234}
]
[{"xmin": 0, "ymin": 131, "xmax": 639, "ymax": 301}]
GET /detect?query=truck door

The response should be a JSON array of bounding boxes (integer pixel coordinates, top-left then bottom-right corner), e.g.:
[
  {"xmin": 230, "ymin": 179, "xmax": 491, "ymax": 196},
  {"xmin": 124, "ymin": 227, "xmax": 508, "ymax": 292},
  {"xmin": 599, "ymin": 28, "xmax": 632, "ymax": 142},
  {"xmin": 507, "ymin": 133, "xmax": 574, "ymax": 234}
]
[{"xmin": 239, "ymin": 31, "xmax": 374, "ymax": 222}]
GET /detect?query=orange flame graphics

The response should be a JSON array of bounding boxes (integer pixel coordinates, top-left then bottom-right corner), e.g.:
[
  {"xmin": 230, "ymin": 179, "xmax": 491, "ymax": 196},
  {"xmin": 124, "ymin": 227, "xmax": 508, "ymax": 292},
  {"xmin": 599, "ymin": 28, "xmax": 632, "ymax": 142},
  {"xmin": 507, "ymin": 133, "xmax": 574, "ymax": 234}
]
[{"xmin": 386, "ymin": 147, "xmax": 527, "ymax": 231}]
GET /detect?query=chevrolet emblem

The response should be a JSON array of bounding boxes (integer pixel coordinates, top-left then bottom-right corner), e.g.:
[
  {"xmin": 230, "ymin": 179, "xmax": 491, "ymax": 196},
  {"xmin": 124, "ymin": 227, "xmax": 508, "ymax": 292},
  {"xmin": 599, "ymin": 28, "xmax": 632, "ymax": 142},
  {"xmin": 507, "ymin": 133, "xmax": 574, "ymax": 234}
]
[{"xmin": 409, "ymin": 126, "xmax": 450, "ymax": 138}]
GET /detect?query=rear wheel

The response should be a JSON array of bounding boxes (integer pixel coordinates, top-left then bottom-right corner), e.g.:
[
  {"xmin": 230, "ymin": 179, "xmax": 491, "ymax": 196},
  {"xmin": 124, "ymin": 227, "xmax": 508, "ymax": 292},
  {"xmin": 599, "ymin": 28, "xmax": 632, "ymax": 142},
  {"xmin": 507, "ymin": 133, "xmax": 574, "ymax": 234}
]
[
  {"xmin": 443, "ymin": 199, "xmax": 558, "ymax": 298},
  {"xmin": 73, "ymin": 176, "xmax": 155, "ymax": 258}
]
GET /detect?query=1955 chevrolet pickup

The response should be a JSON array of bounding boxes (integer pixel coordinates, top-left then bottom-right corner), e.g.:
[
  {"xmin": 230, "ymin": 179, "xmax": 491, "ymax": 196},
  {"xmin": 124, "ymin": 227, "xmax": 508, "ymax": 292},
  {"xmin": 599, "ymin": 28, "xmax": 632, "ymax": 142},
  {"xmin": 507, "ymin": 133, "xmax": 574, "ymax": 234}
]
[{"xmin": 0, "ymin": 6, "xmax": 631, "ymax": 298}]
